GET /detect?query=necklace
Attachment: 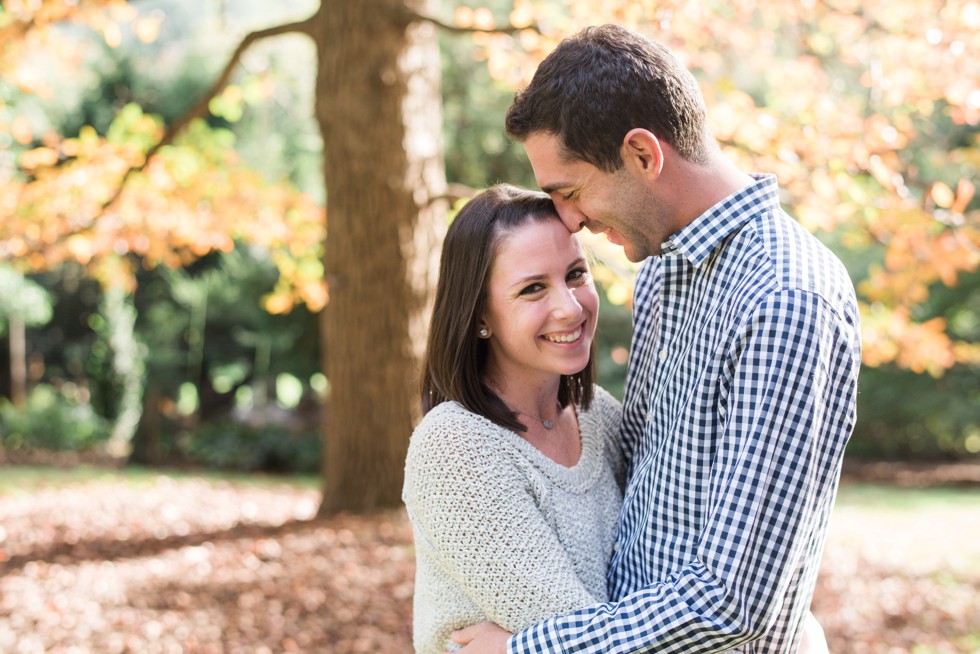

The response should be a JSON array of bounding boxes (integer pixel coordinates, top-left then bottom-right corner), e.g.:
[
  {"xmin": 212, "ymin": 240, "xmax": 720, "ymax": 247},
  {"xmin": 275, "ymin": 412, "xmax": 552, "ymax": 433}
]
[
  {"xmin": 486, "ymin": 383, "xmax": 561, "ymax": 430},
  {"xmin": 517, "ymin": 403, "xmax": 561, "ymax": 430}
]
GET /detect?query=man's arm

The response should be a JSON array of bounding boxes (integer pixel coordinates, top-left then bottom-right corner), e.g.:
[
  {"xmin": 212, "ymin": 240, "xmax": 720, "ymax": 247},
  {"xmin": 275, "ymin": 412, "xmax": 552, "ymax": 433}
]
[{"xmin": 504, "ymin": 290, "xmax": 859, "ymax": 654}]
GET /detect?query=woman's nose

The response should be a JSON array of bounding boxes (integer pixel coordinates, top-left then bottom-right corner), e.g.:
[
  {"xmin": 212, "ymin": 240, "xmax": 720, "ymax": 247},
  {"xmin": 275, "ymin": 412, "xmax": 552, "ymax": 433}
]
[{"xmin": 552, "ymin": 286, "xmax": 584, "ymax": 320}]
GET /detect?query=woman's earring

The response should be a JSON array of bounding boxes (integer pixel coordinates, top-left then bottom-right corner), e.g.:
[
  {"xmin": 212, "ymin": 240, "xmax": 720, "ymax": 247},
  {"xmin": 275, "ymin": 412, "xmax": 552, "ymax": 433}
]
[{"xmin": 479, "ymin": 328, "xmax": 490, "ymax": 338}]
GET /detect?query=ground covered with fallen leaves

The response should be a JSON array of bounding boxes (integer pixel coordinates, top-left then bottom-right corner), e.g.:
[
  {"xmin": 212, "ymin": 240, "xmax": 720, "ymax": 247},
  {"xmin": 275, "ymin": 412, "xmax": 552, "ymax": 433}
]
[{"xmin": 0, "ymin": 461, "xmax": 977, "ymax": 653}]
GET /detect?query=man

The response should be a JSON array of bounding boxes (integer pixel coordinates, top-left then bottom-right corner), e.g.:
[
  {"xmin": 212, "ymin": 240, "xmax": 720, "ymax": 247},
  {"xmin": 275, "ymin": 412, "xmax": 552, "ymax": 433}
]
[{"xmin": 450, "ymin": 25, "xmax": 861, "ymax": 653}]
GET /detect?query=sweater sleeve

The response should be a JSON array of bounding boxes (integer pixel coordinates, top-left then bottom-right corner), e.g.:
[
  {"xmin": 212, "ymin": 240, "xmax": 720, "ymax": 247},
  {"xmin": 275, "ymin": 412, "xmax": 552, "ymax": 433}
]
[{"xmin": 403, "ymin": 406, "xmax": 599, "ymax": 633}]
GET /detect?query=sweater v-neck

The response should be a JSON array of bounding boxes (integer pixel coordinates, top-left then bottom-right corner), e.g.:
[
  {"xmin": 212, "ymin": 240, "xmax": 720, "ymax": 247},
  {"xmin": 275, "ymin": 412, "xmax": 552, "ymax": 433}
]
[{"xmin": 492, "ymin": 404, "xmax": 606, "ymax": 494}]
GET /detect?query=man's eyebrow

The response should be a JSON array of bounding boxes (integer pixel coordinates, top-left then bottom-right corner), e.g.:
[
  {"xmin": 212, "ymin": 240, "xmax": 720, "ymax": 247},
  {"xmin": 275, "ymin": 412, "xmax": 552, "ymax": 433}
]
[{"xmin": 539, "ymin": 182, "xmax": 570, "ymax": 195}]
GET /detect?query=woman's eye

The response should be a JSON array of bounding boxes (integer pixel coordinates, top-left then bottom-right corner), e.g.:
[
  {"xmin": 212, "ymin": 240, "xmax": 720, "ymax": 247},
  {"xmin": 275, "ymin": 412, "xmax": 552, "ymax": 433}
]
[
  {"xmin": 519, "ymin": 283, "xmax": 544, "ymax": 296},
  {"xmin": 567, "ymin": 268, "xmax": 589, "ymax": 283}
]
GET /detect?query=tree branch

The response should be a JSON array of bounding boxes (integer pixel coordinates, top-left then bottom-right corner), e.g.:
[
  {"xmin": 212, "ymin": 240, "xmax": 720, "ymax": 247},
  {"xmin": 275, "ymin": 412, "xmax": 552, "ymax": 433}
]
[
  {"xmin": 428, "ymin": 182, "xmax": 481, "ymax": 207},
  {"xmin": 97, "ymin": 15, "xmax": 318, "ymax": 216},
  {"xmin": 399, "ymin": 7, "xmax": 541, "ymax": 36}
]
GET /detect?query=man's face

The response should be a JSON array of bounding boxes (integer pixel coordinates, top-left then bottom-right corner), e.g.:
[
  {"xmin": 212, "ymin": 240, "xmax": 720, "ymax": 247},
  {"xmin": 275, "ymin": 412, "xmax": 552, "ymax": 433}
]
[{"xmin": 523, "ymin": 132, "xmax": 664, "ymax": 262}]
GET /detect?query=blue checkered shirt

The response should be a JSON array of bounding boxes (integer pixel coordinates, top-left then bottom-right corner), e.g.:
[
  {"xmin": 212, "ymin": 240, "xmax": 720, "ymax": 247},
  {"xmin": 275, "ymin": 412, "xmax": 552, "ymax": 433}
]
[{"xmin": 509, "ymin": 174, "xmax": 861, "ymax": 653}]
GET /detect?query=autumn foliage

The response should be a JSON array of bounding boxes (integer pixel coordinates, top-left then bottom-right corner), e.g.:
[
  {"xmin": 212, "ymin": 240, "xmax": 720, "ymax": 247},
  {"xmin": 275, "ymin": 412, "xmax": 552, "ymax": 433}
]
[
  {"xmin": 468, "ymin": 0, "xmax": 980, "ymax": 375},
  {"xmin": 1, "ymin": 0, "xmax": 978, "ymax": 371},
  {"xmin": 1, "ymin": 1, "xmax": 326, "ymax": 313}
]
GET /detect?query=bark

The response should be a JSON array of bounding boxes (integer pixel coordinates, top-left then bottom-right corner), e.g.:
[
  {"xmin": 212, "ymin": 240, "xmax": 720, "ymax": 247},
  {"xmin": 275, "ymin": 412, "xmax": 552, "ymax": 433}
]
[
  {"xmin": 315, "ymin": 0, "xmax": 446, "ymax": 514},
  {"xmin": 9, "ymin": 315, "xmax": 26, "ymax": 408}
]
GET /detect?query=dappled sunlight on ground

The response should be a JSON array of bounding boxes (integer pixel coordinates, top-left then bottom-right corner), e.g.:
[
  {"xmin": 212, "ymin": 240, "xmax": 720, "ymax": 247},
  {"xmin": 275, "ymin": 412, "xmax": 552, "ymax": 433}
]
[
  {"xmin": 0, "ymin": 464, "xmax": 977, "ymax": 653},
  {"xmin": 814, "ymin": 493, "xmax": 980, "ymax": 652}
]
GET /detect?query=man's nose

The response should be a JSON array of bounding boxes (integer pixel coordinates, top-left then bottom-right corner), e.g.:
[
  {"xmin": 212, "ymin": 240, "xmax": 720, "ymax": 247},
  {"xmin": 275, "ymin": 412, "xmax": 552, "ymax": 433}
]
[{"xmin": 554, "ymin": 200, "xmax": 586, "ymax": 233}]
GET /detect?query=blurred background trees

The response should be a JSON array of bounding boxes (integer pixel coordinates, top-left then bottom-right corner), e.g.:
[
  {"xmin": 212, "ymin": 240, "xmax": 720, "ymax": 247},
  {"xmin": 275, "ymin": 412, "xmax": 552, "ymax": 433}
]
[{"xmin": 0, "ymin": 0, "xmax": 977, "ymax": 513}]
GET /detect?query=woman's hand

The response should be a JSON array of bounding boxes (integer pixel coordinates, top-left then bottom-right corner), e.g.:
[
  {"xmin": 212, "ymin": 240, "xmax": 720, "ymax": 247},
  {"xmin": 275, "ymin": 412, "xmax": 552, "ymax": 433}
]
[
  {"xmin": 799, "ymin": 611, "xmax": 829, "ymax": 654},
  {"xmin": 445, "ymin": 621, "xmax": 512, "ymax": 654}
]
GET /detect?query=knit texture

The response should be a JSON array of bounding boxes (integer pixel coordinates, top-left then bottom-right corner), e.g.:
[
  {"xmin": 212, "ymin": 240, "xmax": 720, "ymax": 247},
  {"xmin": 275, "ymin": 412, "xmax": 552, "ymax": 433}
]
[{"xmin": 403, "ymin": 386, "xmax": 624, "ymax": 654}]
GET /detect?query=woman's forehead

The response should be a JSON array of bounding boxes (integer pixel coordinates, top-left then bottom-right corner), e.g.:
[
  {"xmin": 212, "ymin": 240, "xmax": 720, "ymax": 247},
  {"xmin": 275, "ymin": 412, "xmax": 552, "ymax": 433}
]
[{"xmin": 492, "ymin": 220, "xmax": 584, "ymax": 271}]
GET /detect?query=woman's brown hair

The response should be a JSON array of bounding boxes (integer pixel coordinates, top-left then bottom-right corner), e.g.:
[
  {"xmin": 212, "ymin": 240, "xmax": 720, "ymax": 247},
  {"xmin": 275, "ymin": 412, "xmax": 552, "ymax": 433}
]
[{"xmin": 420, "ymin": 184, "xmax": 596, "ymax": 432}]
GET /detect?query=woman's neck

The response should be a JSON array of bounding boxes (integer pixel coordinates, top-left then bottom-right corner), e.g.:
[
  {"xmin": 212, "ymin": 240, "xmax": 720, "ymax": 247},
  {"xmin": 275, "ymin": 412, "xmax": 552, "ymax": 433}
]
[{"xmin": 483, "ymin": 370, "xmax": 562, "ymax": 420}]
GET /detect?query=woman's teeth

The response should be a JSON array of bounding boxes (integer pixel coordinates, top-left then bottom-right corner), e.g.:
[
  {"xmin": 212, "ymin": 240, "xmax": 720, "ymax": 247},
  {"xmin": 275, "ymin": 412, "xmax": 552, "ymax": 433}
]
[{"xmin": 544, "ymin": 327, "xmax": 582, "ymax": 343}]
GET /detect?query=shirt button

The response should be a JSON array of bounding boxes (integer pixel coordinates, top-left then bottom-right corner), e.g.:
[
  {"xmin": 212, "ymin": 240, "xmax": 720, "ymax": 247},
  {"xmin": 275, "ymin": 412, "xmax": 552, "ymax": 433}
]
[
  {"xmin": 658, "ymin": 348, "xmax": 667, "ymax": 362},
  {"xmin": 613, "ymin": 541, "xmax": 620, "ymax": 553}
]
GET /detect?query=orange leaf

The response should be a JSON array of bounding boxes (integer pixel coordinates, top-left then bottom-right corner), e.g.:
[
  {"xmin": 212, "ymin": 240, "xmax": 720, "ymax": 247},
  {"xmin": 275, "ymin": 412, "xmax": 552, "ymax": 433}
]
[
  {"xmin": 11, "ymin": 115, "xmax": 32, "ymax": 145},
  {"xmin": 264, "ymin": 292, "xmax": 294, "ymax": 315},
  {"xmin": 952, "ymin": 178, "xmax": 976, "ymax": 214},
  {"xmin": 19, "ymin": 147, "xmax": 59, "ymax": 170}
]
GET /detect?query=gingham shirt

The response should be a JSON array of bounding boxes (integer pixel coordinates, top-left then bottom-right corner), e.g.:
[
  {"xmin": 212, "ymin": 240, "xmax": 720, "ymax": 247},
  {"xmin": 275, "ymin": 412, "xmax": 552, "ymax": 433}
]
[{"xmin": 509, "ymin": 174, "xmax": 861, "ymax": 653}]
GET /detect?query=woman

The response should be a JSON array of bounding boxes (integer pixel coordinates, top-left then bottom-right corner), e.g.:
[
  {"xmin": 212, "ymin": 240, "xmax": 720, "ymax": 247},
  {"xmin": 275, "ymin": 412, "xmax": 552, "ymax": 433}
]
[{"xmin": 402, "ymin": 184, "xmax": 624, "ymax": 653}]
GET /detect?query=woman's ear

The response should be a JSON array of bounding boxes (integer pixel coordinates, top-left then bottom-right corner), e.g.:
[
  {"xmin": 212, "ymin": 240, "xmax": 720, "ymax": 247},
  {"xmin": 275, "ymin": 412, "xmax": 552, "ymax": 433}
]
[{"xmin": 621, "ymin": 128, "xmax": 664, "ymax": 180}]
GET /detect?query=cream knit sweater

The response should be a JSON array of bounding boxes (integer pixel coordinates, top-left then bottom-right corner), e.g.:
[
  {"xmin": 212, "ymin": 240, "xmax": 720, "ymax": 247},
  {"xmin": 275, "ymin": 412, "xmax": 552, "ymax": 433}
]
[{"xmin": 402, "ymin": 386, "xmax": 624, "ymax": 654}]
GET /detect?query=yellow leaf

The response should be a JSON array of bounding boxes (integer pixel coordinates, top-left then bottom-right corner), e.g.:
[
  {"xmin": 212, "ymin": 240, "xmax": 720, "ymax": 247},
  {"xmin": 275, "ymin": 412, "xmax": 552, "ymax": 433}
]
[
  {"xmin": 931, "ymin": 181, "xmax": 954, "ymax": 208},
  {"xmin": 510, "ymin": 1, "xmax": 534, "ymax": 28},
  {"xmin": 960, "ymin": 1, "xmax": 980, "ymax": 29},
  {"xmin": 454, "ymin": 6, "xmax": 473, "ymax": 28},
  {"xmin": 605, "ymin": 281, "xmax": 631, "ymax": 306},
  {"xmin": 473, "ymin": 7, "xmax": 495, "ymax": 31},
  {"xmin": 134, "ymin": 12, "xmax": 164, "ymax": 44},
  {"xmin": 66, "ymin": 235, "xmax": 93, "ymax": 265},
  {"xmin": 109, "ymin": 3, "xmax": 138, "ymax": 22},
  {"xmin": 103, "ymin": 22, "xmax": 122, "ymax": 48}
]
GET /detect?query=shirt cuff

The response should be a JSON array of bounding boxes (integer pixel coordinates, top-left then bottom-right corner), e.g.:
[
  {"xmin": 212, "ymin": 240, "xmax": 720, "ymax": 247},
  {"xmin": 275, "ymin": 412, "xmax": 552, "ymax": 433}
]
[{"xmin": 507, "ymin": 618, "xmax": 566, "ymax": 654}]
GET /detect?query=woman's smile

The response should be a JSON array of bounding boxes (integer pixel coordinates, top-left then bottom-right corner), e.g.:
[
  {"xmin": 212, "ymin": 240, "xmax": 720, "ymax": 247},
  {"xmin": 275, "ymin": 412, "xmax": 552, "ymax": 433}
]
[{"xmin": 542, "ymin": 324, "xmax": 585, "ymax": 344}]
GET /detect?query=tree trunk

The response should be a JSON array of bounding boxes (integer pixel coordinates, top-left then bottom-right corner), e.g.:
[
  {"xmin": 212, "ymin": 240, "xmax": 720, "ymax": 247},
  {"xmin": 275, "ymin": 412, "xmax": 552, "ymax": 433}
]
[
  {"xmin": 315, "ymin": 0, "xmax": 446, "ymax": 514},
  {"xmin": 9, "ymin": 315, "xmax": 26, "ymax": 408}
]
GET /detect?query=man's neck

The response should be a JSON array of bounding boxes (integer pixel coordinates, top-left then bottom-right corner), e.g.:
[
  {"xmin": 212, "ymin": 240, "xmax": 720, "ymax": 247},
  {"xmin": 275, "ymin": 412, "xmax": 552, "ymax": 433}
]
[{"xmin": 662, "ymin": 150, "xmax": 756, "ymax": 233}]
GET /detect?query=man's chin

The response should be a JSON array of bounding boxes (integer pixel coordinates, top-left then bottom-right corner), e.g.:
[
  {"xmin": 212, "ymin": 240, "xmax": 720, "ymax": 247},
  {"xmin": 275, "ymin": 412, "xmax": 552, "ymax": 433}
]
[{"xmin": 605, "ymin": 231, "xmax": 644, "ymax": 262}]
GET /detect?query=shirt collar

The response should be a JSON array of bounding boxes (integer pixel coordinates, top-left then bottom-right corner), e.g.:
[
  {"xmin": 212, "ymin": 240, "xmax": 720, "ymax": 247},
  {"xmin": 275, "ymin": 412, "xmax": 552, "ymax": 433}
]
[{"xmin": 662, "ymin": 174, "xmax": 781, "ymax": 267}]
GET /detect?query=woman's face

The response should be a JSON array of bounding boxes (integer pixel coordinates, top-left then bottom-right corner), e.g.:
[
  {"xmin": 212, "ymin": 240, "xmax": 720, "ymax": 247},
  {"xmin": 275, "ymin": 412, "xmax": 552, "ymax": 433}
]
[{"xmin": 480, "ymin": 217, "xmax": 599, "ymax": 387}]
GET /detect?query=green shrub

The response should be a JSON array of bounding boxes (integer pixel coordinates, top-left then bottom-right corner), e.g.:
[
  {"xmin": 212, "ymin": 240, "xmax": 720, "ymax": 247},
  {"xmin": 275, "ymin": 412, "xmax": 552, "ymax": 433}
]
[
  {"xmin": 851, "ymin": 364, "xmax": 980, "ymax": 460},
  {"xmin": 0, "ymin": 385, "xmax": 111, "ymax": 452},
  {"xmin": 183, "ymin": 420, "xmax": 320, "ymax": 474}
]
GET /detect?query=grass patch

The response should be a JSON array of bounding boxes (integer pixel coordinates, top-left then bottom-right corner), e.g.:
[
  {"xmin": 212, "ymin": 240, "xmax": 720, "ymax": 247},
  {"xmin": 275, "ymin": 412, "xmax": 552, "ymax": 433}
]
[
  {"xmin": 829, "ymin": 483, "xmax": 980, "ymax": 578},
  {"xmin": 836, "ymin": 483, "xmax": 980, "ymax": 510},
  {"xmin": 0, "ymin": 464, "xmax": 319, "ymax": 496}
]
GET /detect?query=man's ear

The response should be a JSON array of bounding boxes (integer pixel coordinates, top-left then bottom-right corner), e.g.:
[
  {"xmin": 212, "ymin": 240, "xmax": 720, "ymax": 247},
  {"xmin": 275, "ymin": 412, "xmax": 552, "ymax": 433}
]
[{"xmin": 621, "ymin": 128, "xmax": 664, "ymax": 180}]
